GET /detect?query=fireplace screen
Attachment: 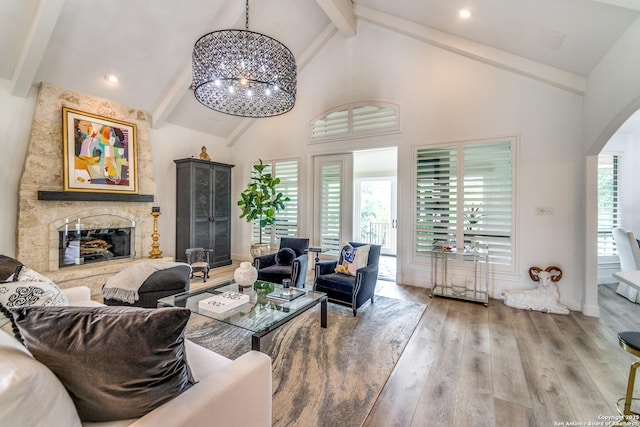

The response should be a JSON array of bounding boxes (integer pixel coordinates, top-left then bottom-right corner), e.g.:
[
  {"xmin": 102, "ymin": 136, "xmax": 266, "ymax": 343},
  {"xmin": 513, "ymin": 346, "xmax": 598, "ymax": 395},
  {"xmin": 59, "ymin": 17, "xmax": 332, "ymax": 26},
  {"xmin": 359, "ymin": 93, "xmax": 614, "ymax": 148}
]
[{"xmin": 59, "ymin": 227, "xmax": 133, "ymax": 267}]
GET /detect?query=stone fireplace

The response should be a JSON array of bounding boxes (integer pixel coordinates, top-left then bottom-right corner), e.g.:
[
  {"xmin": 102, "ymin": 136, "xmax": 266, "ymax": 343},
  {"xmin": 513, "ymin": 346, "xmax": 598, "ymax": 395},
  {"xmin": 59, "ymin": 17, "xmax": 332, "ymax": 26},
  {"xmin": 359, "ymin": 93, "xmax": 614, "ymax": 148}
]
[
  {"xmin": 16, "ymin": 83, "xmax": 158, "ymax": 296},
  {"xmin": 56, "ymin": 214, "xmax": 135, "ymax": 268}
]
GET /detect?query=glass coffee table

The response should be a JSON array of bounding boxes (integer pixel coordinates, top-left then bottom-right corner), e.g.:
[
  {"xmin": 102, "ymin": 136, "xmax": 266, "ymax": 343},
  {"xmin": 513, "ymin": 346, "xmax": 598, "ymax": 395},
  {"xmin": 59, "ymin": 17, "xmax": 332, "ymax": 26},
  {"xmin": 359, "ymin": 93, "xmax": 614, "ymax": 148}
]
[{"xmin": 158, "ymin": 280, "xmax": 327, "ymax": 352}]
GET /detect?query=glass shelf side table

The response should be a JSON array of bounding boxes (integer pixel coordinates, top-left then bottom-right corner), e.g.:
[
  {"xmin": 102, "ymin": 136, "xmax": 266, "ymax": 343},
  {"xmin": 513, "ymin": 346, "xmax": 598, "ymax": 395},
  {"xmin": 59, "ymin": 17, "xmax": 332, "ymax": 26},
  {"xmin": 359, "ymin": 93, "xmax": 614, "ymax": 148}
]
[{"xmin": 430, "ymin": 243, "xmax": 489, "ymax": 306}]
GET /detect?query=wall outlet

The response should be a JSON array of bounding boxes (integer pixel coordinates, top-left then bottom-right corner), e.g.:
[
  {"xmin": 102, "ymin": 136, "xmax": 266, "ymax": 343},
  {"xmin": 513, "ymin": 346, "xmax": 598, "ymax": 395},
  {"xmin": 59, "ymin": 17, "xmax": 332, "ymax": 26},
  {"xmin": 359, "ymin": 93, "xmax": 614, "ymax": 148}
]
[{"xmin": 536, "ymin": 206, "xmax": 555, "ymax": 215}]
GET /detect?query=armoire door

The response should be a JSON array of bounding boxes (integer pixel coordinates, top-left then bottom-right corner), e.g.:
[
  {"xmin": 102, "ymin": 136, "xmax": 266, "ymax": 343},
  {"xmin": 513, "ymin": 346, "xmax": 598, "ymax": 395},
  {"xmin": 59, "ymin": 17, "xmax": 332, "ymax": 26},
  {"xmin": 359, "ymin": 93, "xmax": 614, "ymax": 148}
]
[
  {"xmin": 211, "ymin": 165, "xmax": 231, "ymax": 267},
  {"xmin": 191, "ymin": 162, "xmax": 214, "ymax": 250}
]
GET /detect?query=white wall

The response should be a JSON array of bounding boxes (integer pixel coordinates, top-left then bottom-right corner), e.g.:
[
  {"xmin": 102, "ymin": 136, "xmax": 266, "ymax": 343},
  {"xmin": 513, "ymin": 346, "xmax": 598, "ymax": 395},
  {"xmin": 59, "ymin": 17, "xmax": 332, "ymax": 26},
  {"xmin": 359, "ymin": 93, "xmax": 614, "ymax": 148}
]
[
  {"xmin": 354, "ymin": 148, "xmax": 398, "ymax": 179},
  {"xmin": 231, "ymin": 21, "xmax": 586, "ymax": 309},
  {"xmin": 0, "ymin": 80, "xmax": 37, "ymax": 256}
]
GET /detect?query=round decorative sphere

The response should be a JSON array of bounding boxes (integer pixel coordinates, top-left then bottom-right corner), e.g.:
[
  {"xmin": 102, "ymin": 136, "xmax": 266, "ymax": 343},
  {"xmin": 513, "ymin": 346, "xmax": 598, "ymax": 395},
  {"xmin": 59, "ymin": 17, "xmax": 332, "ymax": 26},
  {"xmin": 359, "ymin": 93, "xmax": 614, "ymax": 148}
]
[{"xmin": 234, "ymin": 261, "xmax": 258, "ymax": 288}]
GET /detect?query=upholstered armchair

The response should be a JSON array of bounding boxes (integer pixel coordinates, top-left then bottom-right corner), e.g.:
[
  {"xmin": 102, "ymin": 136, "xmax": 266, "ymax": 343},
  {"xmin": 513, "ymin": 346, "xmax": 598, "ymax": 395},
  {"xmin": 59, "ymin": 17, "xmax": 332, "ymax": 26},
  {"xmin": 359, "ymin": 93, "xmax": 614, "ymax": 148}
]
[
  {"xmin": 313, "ymin": 242, "xmax": 381, "ymax": 316},
  {"xmin": 613, "ymin": 227, "xmax": 640, "ymax": 302},
  {"xmin": 185, "ymin": 248, "xmax": 212, "ymax": 282},
  {"xmin": 253, "ymin": 237, "xmax": 309, "ymax": 288}
]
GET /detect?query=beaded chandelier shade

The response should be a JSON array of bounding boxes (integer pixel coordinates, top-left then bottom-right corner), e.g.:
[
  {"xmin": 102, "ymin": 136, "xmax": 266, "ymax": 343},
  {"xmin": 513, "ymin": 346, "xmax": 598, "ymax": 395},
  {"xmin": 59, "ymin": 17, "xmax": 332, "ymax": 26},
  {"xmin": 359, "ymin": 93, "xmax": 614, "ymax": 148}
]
[{"xmin": 192, "ymin": 0, "xmax": 297, "ymax": 118}]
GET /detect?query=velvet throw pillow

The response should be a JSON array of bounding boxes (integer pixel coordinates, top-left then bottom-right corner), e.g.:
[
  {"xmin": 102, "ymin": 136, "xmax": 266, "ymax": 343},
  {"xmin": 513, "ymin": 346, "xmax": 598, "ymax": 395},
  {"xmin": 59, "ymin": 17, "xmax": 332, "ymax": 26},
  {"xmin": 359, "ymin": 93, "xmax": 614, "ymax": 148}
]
[
  {"xmin": 275, "ymin": 247, "xmax": 296, "ymax": 265},
  {"xmin": 10, "ymin": 305, "xmax": 194, "ymax": 422},
  {"xmin": 335, "ymin": 244, "xmax": 371, "ymax": 276},
  {"xmin": 0, "ymin": 266, "xmax": 68, "ymax": 325}
]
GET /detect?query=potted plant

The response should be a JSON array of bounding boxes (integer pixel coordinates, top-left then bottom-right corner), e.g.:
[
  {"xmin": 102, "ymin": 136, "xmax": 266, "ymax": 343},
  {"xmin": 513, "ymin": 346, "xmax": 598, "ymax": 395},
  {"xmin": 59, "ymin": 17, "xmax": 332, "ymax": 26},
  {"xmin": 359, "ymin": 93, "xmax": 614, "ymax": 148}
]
[{"xmin": 238, "ymin": 159, "xmax": 290, "ymax": 257}]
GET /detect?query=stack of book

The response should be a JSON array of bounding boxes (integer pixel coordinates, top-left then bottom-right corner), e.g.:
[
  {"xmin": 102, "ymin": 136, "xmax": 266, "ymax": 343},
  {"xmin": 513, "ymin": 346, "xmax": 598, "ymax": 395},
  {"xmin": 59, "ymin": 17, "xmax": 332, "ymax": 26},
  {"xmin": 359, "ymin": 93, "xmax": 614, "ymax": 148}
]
[{"xmin": 198, "ymin": 291, "xmax": 249, "ymax": 313}]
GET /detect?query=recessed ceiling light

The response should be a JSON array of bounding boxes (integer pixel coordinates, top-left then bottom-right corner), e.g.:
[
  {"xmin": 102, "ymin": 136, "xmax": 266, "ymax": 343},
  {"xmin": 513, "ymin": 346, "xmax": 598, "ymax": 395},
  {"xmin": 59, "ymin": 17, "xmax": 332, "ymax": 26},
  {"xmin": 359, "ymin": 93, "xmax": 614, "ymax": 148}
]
[
  {"xmin": 104, "ymin": 73, "xmax": 119, "ymax": 84},
  {"xmin": 459, "ymin": 9, "xmax": 471, "ymax": 19}
]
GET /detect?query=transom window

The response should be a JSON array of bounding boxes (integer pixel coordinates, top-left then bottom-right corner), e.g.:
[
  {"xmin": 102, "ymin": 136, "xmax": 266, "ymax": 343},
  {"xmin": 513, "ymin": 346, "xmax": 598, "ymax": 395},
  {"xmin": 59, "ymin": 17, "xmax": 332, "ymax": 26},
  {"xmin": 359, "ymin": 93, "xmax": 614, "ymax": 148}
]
[{"xmin": 310, "ymin": 102, "xmax": 400, "ymax": 142}]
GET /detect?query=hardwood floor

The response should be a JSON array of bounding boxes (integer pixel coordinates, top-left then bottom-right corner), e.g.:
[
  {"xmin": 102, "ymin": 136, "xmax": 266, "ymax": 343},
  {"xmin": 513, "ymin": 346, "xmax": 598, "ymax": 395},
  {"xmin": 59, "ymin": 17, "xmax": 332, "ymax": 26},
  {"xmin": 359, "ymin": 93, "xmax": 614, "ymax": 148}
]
[
  {"xmin": 198, "ymin": 265, "xmax": 640, "ymax": 426},
  {"xmin": 364, "ymin": 282, "xmax": 640, "ymax": 427}
]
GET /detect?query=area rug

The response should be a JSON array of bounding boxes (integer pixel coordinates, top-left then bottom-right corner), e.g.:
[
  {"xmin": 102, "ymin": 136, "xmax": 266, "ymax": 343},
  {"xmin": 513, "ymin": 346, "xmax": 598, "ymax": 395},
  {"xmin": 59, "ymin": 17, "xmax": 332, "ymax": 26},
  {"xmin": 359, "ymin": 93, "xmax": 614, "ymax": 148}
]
[{"xmin": 185, "ymin": 296, "xmax": 426, "ymax": 427}]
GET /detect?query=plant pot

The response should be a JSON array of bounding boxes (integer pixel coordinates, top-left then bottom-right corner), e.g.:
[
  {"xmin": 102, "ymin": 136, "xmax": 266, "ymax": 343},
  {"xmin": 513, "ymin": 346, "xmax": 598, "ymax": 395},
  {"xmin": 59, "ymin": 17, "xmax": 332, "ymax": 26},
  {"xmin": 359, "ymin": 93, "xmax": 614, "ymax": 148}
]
[{"xmin": 250, "ymin": 243, "xmax": 270, "ymax": 258}]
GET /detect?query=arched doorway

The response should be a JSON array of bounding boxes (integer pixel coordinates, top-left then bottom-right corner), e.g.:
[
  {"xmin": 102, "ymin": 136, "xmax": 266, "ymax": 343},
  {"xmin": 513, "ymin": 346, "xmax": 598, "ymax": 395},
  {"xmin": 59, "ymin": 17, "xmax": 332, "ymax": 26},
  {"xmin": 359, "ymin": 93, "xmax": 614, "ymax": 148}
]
[{"xmin": 584, "ymin": 98, "xmax": 640, "ymax": 317}]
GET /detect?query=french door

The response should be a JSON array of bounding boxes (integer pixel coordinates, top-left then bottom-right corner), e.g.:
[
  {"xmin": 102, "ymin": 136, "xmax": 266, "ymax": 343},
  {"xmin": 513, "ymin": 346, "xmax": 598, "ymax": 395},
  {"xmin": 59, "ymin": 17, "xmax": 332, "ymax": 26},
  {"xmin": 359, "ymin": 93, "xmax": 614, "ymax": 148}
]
[{"xmin": 313, "ymin": 153, "xmax": 353, "ymax": 253}]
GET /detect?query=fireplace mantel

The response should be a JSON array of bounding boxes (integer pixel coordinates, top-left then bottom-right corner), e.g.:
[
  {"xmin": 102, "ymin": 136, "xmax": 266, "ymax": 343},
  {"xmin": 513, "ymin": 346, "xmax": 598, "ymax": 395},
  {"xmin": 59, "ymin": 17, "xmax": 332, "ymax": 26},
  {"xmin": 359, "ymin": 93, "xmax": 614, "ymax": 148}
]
[{"xmin": 38, "ymin": 191, "xmax": 154, "ymax": 202}]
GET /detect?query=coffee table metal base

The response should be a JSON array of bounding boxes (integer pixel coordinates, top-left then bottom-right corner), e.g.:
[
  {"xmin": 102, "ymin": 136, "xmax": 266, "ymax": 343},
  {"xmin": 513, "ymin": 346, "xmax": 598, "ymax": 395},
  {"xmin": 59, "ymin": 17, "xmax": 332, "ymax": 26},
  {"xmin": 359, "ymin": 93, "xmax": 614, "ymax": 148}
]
[{"xmin": 251, "ymin": 296, "xmax": 327, "ymax": 351}]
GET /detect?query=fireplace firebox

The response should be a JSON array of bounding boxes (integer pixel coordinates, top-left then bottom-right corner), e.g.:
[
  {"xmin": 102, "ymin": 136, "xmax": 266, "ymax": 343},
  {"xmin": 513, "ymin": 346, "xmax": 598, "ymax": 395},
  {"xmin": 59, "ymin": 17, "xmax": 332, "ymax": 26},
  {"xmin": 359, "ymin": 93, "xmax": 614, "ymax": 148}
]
[{"xmin": 58, "ymin": 216, "xmax": 135, "ymax": 268}]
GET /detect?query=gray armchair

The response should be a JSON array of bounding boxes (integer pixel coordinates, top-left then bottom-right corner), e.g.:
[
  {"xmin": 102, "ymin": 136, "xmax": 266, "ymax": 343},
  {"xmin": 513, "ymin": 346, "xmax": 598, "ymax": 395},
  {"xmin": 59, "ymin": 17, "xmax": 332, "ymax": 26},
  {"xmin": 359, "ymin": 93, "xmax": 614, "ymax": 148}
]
[
  {"xmin": 253, "ymin": 238, "xmax": 309, "ymax": 288},
  {"xmin": 313, "ymin": 242, "xmax": 381, "ymax": 316}
]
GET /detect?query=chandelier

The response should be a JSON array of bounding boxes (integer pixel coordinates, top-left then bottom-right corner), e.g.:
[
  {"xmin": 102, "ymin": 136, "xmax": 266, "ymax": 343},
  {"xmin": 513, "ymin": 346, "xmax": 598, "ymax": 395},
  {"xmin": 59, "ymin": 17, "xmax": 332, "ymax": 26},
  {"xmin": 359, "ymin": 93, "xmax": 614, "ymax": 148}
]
[{"xmin": 192, "ymin": 0, "xmax": 297, "ymax": 118}]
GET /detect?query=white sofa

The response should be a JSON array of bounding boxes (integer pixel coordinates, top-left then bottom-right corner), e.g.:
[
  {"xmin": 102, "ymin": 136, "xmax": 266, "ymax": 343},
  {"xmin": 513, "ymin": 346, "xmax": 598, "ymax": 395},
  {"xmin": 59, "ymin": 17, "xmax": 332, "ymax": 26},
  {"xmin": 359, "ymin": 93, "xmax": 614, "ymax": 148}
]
[{"xmin": 0, "ymin": 286, "xmax": 273, "ymax": 427}]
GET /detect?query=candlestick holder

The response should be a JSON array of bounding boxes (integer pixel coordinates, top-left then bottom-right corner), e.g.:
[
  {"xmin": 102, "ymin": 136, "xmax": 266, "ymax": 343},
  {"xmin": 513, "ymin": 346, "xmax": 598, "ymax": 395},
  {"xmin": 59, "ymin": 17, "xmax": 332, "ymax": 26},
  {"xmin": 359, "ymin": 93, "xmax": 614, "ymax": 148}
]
[{"xmin": 149, "ymin": 211, "xmax": 163, "ymax": 259}]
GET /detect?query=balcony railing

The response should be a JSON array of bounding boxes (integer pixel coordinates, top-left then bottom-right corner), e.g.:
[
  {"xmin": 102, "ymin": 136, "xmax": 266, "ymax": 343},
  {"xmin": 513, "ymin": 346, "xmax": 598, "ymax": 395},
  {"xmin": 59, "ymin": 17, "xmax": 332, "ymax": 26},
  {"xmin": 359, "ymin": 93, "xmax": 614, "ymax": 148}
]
[{"xmin": 362, "ymin": 222, "xmax": 389, "ymax": 246}]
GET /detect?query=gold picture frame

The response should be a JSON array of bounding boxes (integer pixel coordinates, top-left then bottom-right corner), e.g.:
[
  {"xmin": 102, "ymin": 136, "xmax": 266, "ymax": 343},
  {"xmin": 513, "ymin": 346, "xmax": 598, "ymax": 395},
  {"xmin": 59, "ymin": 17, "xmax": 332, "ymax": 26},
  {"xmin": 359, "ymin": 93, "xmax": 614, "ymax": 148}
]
[{"xmin": 62, "ymin": 107, "xmax": 138, "ymax": 194}]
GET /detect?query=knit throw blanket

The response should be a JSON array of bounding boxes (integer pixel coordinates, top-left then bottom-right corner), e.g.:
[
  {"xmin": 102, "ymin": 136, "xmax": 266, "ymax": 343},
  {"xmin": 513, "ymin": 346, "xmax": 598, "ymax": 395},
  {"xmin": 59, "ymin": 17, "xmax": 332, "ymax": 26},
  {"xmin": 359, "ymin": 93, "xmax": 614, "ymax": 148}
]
[{"xmin": 102, "ymin": 261, "xmax": 191, "ymax": 304}]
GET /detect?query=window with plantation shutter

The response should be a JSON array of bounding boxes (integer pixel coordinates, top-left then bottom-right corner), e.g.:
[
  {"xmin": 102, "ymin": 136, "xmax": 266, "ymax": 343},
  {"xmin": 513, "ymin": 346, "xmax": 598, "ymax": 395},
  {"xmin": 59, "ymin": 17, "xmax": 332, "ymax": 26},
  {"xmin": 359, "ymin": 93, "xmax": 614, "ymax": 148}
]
[
  {"xmin": 598, "ymin": 154, "xmax": 620, "ymax": 258},
  {"xmin": 320, "ymin": 163, "xmax": 343, "ymax": 252},
  {"xmin": 251, "ymin": 160, "xmax": 299, "ymax": 246},
  {"xmin": 415, "ymin": 139, "xmax": 514, "ymax": 268},
  {"xmin": 310, "ymin": 102, "xmax": 399, "ymax": 143}
]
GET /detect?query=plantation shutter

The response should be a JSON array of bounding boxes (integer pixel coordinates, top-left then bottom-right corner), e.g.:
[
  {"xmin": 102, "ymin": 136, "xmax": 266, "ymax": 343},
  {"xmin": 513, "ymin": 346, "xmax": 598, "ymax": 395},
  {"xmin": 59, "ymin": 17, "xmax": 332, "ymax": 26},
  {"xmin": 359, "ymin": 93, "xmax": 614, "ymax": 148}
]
[
  {"xmin": 598, "ymin": 154, "xmax": 620, "ymax": 257},
  {"xmin": 311, "ymin": 109, "xmax": 349, "ymax": 140},
  {"xmin": 415, "ymin": 139, "xmax": 514, "ymax": 267},
  {"xmin": 320, "ymin": 163, "xmax": 343, "ymax": 252},
  {"xmin": 251, "ymin": 160, "xmax": 299, "ymax": 246},
  {"xmin": 462, "ymin": 141, "xmax": 513, "ymax": 265},
  {"xmin": 415, "ymin": 146, "xmax": 458, "ymax": 256},
  {"xmin": 351, "ymin": 104, "xmax": 399, "ymax": 136},
  {"xmin": 273, "ymin": 160, "xmax": 298, "ymax": 241},
  {"xmin": 310, "ymin": 102, "xmax": 399, "ymax": 143}
]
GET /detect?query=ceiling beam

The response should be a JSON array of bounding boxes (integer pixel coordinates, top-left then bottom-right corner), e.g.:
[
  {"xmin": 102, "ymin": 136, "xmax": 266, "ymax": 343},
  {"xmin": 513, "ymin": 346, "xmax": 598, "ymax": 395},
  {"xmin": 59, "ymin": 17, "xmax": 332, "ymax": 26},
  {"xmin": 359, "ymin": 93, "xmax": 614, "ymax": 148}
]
[
  {"xmin": 11, "ymin": 0, "xmax": 66, "ymax": 97},
  {"xmin": 226, "ymin": 23, "xmax": 338, "ymax": 147},
  {"xmin": 315, "ymin": 0, "xmax": 356, "ymax": 38},
  {"xmin": 354, "ymin": 5, "xmax": 588, "ymax": 95},
  {"xmin": 296, "ymin": 23, "xmax": 339, "ymax": 73},
  {"xmin": 592, "ymin": 0, "xmax": 640, "ymax": 11},
  {"xmin": 151, "ymin": 1, "xmax": 246, "ymax": 129}
]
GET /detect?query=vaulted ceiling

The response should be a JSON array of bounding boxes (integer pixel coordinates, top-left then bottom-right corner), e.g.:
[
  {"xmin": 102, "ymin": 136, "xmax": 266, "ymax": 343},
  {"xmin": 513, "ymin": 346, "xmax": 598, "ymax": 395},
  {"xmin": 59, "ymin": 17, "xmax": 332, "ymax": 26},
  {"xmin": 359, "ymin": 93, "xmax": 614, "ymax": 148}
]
[{"xmin": 1, "ymin": 0, "xmax": 638, "ymax": 144}]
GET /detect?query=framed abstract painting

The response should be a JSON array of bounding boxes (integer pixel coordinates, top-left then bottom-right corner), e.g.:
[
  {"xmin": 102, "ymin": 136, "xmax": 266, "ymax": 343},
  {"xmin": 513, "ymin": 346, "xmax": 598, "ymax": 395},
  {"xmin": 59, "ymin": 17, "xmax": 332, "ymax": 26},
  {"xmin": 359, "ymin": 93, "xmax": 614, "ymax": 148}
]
[{"xmin": 62, "ymin": 107, "xmax": 138, "ymax": 194}]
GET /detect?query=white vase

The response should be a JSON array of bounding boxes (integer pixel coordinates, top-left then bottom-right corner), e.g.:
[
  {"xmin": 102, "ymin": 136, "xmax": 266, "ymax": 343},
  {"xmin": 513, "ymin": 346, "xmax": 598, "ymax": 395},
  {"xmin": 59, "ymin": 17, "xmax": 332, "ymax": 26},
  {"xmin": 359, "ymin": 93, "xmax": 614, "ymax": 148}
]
[{"xmin": 234, "ymin": 261, "xmax": 258, "ymax": 288}]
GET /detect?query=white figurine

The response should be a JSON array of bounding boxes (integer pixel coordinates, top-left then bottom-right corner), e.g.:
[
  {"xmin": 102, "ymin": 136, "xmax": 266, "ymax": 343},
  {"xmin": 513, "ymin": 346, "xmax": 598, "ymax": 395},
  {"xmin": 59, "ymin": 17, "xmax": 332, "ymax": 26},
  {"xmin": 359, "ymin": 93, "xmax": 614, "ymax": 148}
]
[{"xmin": 500, "ymin": 266, "xmax": 569, "ymax": 315}]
